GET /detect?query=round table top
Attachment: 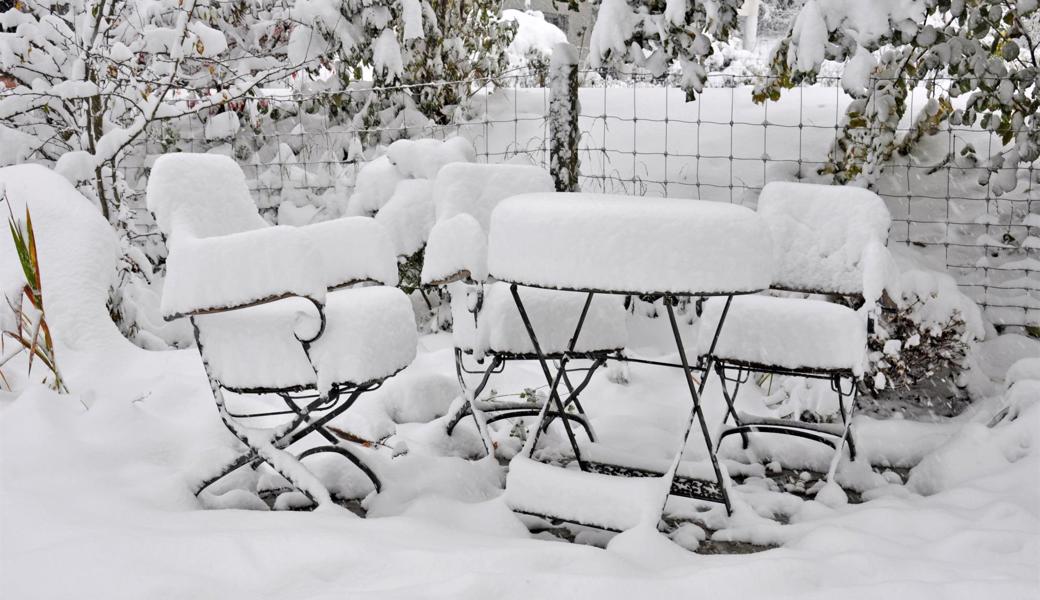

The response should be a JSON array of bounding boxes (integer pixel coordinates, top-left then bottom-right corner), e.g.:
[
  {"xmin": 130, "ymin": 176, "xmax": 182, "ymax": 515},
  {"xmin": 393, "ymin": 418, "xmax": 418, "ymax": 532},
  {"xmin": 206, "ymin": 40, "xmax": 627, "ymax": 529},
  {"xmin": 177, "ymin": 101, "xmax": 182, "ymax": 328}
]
[{"xmin": 487, "ymin": 193, "xmax": 774, "ymax": 296}]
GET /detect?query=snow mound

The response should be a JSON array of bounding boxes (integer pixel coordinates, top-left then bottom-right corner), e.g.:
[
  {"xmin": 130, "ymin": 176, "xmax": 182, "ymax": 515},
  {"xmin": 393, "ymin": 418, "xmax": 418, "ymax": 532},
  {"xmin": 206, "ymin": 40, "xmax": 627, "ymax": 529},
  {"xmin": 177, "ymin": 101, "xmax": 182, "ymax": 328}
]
[
  {"xmin": 347, "ymin": 155, "xmax": 405, "ymax": 216},
  {"xmin": 386, "ymin": 137, "xmax": 476, "ymax": 180},
  {"xmin": 489, "ymin": 193, "xmax": 773, "ymax": 294},
  {"xmin": 375, "ymin": 179, "xmax": 435, "ymax": 256},
  {"xmin": 196, "ymin": 286, "xmax": 417, "ymax": 392},
  {"xmin": 699, "ymin": 295, "xmax": 867, "ymax": 374},
  {"xmin": 505, "ymin": 455, "xmax": 668, "ymax": 532},
  {"xmin": 0, "ymin": 164, "xmax": 125, "ymax": 350},
  {"xmin": 758, "ymin": 181, "xmax": 892, "ymax": 296}
]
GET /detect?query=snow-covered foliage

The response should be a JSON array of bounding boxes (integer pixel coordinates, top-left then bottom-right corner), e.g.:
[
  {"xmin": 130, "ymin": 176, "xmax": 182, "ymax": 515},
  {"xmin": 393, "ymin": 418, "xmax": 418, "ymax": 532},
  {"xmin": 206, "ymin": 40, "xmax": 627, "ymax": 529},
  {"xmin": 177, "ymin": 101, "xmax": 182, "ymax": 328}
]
[
  {"xmin": 588, "ymin": 0, "xmax": 744, "ymax": 99},
  {"xmin": 290, "ymin": 0, "xmax": 515, "ymax": 141},
  {"xmin": 756, "ymin": 0, "xmax": 1039, "ymax": 189},
  {"xmin": 0, "ymin": 0, "xmax": 301, "ymax": 220},
  {"xmin": 500, "ymin": 9, "xmax": 568, "ymax": 83}
]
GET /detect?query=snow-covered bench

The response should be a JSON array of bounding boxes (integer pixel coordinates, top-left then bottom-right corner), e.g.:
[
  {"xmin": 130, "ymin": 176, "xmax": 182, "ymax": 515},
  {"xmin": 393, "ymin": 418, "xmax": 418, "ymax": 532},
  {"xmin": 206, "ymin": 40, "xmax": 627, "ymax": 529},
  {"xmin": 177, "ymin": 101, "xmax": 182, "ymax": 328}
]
[
  {"xmin": 148, "ymin": 153, "xmax": 418, "ymax": 509},
  {"xmin": 420, "ymin": 162, "xmax": 628, "ymax": 455},
  {"xmin": 489, "ymin": 192, "xmax": 773, "ymax": 531},
  {"xmin": 701, "ymin": 181, "xmax": 897, "ymax": 478}
]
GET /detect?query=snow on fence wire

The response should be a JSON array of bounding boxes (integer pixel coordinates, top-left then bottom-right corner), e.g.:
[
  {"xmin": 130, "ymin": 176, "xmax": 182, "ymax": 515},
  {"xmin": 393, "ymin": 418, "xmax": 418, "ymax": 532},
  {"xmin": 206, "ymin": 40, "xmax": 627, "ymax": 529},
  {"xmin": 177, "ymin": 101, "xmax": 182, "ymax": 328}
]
[
  {"xmin": 118, "ymin": 67, "xmax": 1037, "ymax": 329},
  {"xmin": 565, "ymin": 70, "xmax": 1038, "ymax": 330}
]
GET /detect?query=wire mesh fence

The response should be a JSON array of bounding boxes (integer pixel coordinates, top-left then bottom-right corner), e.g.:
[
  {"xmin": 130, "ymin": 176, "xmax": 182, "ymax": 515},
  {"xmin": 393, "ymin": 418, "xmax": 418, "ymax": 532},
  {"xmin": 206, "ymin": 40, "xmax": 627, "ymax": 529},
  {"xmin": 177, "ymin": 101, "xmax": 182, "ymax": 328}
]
[{"xmin": 120, "ymin": 67, "xmax": 1038, "ymax": 329}]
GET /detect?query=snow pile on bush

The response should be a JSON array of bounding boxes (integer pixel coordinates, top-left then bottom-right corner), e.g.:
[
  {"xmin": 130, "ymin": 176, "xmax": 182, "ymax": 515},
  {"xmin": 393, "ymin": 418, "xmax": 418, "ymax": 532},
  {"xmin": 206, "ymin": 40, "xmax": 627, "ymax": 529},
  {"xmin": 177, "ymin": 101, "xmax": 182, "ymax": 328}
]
[
  {"xmin": 0, "ymin": 165, "xmax": 125, "ymax": 353},
  {"xmin": 500, "ymin": 9, "xmax": 567, "ymax": 77}
]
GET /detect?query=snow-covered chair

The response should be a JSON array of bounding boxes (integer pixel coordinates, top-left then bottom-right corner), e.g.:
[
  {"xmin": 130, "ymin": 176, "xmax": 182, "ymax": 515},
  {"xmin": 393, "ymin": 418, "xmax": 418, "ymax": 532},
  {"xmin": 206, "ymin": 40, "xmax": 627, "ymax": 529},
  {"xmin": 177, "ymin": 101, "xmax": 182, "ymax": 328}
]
[
  {"xmin": 701, "ymin": 181, "xmax": 897, "ymax": 469},
  {"xmin": 147, "ymin": 153, "xmax": 418, "ymax": 509},
  {"xmin": 420, "ymin": 163, "xmax": 628, "ymax": 455}
]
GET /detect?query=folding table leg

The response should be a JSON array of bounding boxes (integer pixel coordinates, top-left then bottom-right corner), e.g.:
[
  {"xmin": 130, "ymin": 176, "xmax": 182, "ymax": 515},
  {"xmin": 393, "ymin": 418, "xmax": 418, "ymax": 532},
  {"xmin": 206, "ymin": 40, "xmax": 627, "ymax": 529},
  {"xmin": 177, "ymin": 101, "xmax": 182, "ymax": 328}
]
[
  {"xmin": 510, "ymin": 284, "xmax": 594, "ymax": 469},
  {"xmin": 661, "ymin": 295, "xmax": 734, "ymax": 515},
  {"xmin": 446, "ymin": 349, "xmax": 500, "ymax": 454},
  {"xmin": 714, "ymin": 362, "xmax": 750, "ymax": 450},
  {"xmin": 831, "ymin": 375, "xmax": 858, "ymax": 462}
]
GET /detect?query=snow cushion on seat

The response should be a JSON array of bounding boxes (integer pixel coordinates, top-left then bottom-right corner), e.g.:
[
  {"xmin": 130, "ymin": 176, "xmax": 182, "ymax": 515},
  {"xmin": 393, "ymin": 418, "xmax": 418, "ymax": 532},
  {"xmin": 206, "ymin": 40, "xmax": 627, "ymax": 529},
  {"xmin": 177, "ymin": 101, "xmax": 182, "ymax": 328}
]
[
  {"xmin": 488, "ymin": 193, "xmax": 774, "ymax": 295},
  {"xmin": 505, "ymin": 455, "xmax": 668, "ymax": 531},
  {"xmin": 697, "ymin": 295, "xmax": 867, "ymax": 375},
  {"xmin": 195, "ymin": 286, "xmax": 417, "ymax": 393},
  {"xmin": 420, "ymin": 214, "xmax": 488, "ymax": 285},
  {"xmin": 299, "ymin": 217, "xmax": 399, "ymax": 288},
  {"xmin": 147, "ymin": 153, "xmax": 267, "ymax": 242},
  {"xmin": 451, "ymin": 282, "xmax": 627, "ymax": 357},
  {"xmin": 758, "ymin": 181, "xmax": 891, "ymax": 295},
  {"xmin": 432, "ymin": 162, "xmax": 555, "ymax": 231}
]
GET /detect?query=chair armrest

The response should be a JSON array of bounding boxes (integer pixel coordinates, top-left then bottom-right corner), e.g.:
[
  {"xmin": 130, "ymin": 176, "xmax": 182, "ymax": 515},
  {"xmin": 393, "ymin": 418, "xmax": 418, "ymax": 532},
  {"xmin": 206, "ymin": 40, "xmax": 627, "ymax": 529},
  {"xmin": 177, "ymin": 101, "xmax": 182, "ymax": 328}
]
[
  {"xmin": 299, "ymin": 217, "xmax": 399, "ymax": 288},
  {"xmin": 161, "ymin": 226, "xmax": 326, "ymax": 320},
  {"xmin": 420, "ymin": 214, "xmax": 488, "ymax": 286}
]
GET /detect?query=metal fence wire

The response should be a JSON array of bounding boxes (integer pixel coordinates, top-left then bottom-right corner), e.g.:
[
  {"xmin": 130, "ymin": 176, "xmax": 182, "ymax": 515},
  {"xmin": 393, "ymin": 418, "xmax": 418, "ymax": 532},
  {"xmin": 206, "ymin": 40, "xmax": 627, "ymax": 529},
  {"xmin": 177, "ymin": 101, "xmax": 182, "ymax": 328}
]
[{"xmin": 124, "ymin": 68, "xmax": 1038, "ymax": 330}]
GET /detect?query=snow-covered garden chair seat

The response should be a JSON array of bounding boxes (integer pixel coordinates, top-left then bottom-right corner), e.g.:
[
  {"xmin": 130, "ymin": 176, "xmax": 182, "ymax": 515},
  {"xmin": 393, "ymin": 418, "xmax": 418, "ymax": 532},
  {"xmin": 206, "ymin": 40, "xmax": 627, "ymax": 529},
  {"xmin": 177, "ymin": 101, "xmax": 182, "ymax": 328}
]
[
  {"xmin": 701, "ymin": 181, "xmax": 896, "ymax": 467},
  {"xmin": 147, "ymin": 153, "xmax": 418, "ymax": 509},
  {"xmin": 420, "ymin": 162, "xmax": 628, "ymax": 455}
]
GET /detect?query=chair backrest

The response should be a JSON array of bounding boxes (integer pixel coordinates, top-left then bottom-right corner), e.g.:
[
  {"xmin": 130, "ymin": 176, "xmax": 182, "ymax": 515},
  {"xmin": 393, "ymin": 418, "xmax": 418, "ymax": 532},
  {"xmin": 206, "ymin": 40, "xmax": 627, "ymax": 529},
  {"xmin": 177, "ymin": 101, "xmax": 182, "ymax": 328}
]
[
  {"xmin": 758, "ymin": 181, "xmax": 891, "ymax": 297},
  {"xmin": 147, "ymin": 153, "xmax": 268, "ymax": 243},
  {"xmin": 432, "ymin": 162, "xmax": 555, "ymax": 232}
]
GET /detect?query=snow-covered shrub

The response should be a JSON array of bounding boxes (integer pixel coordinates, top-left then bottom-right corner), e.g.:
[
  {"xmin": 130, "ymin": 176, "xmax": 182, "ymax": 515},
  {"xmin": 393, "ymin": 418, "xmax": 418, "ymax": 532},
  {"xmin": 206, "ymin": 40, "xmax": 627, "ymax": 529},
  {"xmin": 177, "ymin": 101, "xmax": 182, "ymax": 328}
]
[
  {"xmin": 755, "ymin": 0, "xmax": 1039, "ymax": 188},
  {"xmin": 501, "ymin": 9, "xmax": 569, "ymax": 86},
  {"xmin": 587, "ymin": 0, "xmax": 743, "ymax": 99},
  {"xmin": 864, "ymin": 257, "xmax": 985, "ymax": 397}
]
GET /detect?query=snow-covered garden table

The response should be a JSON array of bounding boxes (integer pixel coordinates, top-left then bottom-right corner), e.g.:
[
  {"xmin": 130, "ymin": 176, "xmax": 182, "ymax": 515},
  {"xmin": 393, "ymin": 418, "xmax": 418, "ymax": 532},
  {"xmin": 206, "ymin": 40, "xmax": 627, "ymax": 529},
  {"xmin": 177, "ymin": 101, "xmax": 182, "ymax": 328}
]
[{"xmin": 487, "ymin": 193, "xmax": 773, "ymax": 529}]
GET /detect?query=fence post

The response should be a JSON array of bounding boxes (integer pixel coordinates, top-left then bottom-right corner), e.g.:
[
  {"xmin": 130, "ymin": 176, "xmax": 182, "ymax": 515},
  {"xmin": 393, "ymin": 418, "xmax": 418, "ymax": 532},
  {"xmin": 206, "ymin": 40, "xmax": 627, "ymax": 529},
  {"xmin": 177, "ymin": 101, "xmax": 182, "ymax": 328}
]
[{"xmin": 549, "ymin": 42, "xmax": 580, "ymax": 192}]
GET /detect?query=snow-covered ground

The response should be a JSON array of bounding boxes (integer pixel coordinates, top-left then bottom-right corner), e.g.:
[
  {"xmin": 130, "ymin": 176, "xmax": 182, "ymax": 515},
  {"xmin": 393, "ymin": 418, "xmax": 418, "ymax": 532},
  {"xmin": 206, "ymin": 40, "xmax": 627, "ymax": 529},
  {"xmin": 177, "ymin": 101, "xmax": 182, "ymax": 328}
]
[{"xmin": 1, "ymin": 164, "xmax": 1038, "ymax": 599}]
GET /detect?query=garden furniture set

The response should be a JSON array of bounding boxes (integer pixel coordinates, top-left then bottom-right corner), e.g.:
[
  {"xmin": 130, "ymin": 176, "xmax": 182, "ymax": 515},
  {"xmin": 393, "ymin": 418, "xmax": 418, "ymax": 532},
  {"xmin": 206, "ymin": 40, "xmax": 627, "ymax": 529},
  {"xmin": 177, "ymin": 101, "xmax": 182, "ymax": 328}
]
[{"xmin": 148, "ymin": 152, "xmax": 893, "ymax": 533}]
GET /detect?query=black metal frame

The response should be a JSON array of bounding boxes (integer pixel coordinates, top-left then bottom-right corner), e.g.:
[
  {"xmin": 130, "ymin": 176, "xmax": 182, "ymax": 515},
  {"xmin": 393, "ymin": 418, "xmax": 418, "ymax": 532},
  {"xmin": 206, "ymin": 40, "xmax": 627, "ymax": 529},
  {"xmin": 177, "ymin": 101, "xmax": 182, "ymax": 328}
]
[
  {"xmin": 713, "ymin": 360, "xmax": 859, "ymax": 461},
  {"xmin": 502, "ymin": 281, "xmax": 747, "ymax": 531},
  {"xmin": 442, "ymin": 279, "xmax": 622, "ymax": 456},
  {"xmin": 189, "ymin": 298, "xmax": 393, "ymax": 509}
]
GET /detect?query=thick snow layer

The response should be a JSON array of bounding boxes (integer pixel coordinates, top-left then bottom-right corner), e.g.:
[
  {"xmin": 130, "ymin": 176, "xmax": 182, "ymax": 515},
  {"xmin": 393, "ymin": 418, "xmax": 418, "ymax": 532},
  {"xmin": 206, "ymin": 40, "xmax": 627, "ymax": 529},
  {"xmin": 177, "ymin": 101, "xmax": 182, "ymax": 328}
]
[
  {"xmin": 374, "ymin": 178, "xmax": 435, "ymax": 256},
  {"xmin": 505, "ymin": 455, "xmax": 669, "ymax": 531},
  {"xmin": 488, "ymin": 193, "xmax": 773, "ymax": 294},
  {"xmin": 146, "ymin": 153, "xmax": 267, "ymax": 242},
  {"xmin": 161, "ymin": 225, "xmax": 327, "ymax": 318},
  {"xmin": 698, "ymin": 295, "xmax": 868, "ymax": 374},
  {"xmin": 420, "ymin": 214, "xmax": 488, "ymax": 284},
  {"xmin": 432, "ymin": 162, "xmax": 555, "ymax": 231},
  {"xmin": 196, "ymin": 286, "xmax": 417, "ymax": 392},
  {"xmin": 0, "ymin": 164, "xmax": 125, "ymax": 350},
  {"xmin": 452, "ymin": 282, "xmax": 628, "ymax": 356},
  {"xmin": 386, "ymin": 137, "xmax": 476, "ymax": 180},
  {"xmin": 300, "ymin": 217, "xmax": 399, "ymax": 288},
  {"xmin": 758, "ymin": 182, "xmax": 892, "ymax": 296},
  {"xmin": 346, "ymin": 155, "xmax": 405, "ymax": 216},
  {"xmin": 151, "ymin": 153, "xmax": 400, "ymax": 316}
]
